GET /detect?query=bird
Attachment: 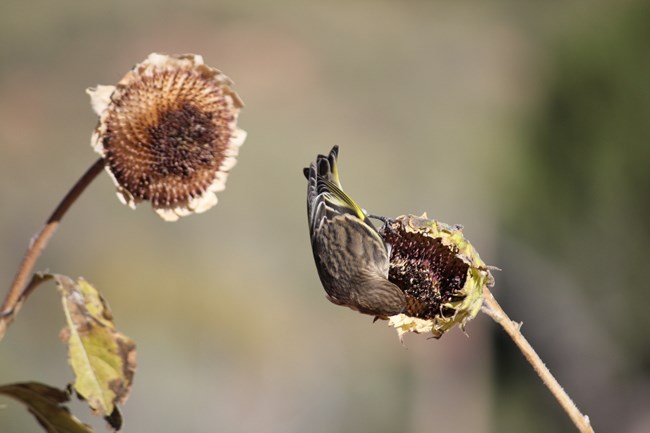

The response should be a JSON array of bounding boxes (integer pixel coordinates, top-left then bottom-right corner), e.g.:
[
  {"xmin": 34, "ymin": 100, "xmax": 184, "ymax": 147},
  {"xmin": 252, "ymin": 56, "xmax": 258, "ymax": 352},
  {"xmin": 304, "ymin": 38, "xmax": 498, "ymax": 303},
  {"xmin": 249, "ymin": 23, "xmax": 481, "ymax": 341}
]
[{"xmin": 303, "ymin": 146, "xmax": 406, "ymax": 317}]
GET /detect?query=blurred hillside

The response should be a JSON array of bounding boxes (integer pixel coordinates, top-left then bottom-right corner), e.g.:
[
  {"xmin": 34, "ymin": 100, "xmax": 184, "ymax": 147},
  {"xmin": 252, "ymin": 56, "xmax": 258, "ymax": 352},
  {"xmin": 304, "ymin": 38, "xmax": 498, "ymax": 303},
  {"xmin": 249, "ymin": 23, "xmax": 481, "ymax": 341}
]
[{"xmin": 0, "ymin": 1, "xmax": 647, "ymax": 432}]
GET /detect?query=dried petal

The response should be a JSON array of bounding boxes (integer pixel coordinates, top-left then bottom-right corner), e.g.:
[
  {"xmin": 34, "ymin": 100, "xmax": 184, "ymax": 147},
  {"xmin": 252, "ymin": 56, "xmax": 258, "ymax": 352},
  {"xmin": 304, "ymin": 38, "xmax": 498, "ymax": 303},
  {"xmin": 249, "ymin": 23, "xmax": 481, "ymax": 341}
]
[{"xmin": 88, "ymin": 53, "xmax": 246, "ymax": 221}]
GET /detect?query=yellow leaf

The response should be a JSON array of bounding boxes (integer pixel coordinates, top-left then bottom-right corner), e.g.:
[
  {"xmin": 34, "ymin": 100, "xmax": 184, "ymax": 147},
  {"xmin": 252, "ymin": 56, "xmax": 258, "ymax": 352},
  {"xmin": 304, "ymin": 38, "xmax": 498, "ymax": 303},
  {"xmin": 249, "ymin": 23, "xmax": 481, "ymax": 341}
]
[{"xmin": 54, "ymin": 275, "xmax": 136, "ymax": 428}]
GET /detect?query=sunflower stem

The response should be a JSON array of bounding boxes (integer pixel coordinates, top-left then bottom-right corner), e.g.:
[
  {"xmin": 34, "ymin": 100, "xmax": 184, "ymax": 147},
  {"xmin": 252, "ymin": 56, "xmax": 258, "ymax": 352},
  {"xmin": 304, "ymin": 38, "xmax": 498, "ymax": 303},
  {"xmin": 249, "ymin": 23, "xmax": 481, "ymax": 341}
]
[
  {"xmin": 0, "ymin": 158, "xmax": 105, "ymax": 340},
  {"xmin": 481, "ymin": 286, "xmax": 594, "ymax": 433}
]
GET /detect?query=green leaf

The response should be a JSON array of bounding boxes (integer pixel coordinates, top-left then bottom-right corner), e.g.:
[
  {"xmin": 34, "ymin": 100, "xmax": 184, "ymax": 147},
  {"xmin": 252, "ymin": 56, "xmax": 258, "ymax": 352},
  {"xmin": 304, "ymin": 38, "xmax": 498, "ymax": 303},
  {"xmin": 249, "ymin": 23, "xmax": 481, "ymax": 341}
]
[
  {"xmin": 0, "ymin": 382, "xmax": 93, "ymax": 433},
  {"xmin": 54, "ymin": 275, "xmax": 136, "ymax": 430}
]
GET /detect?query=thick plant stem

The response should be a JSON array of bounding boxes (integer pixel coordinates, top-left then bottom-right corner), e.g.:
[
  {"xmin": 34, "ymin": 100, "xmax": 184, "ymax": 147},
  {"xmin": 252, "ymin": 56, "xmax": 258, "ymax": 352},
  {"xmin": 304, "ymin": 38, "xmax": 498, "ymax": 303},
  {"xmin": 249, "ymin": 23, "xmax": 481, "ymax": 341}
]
[
  {"xmin": 481, "ymin": 286, "xmax": 594, "ymax": 433},
  {"xmin": 0, "ymin": 158, "xmax": 105, "ymax": 339}
]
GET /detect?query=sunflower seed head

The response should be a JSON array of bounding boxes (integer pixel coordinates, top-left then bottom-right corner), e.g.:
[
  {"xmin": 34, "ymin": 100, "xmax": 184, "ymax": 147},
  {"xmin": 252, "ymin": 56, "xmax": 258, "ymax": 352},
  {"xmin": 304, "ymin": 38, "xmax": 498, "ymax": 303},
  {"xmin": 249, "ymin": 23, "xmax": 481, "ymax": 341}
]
[
  {"xmin": 88, "ymin": 53, "xmax": 246, "ymax": 221},
  {"xmin": 379, "ymin": 214, "xmax": 493, "ymax": 339}
]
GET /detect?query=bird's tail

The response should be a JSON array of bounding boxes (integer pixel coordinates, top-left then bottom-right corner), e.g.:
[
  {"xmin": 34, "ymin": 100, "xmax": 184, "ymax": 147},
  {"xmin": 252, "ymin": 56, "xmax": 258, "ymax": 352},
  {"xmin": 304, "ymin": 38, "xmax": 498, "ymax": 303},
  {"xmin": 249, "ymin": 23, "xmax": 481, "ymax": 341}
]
[{"xmin": 304, "ymin": 146, "xmax": 376, "ymax": 233}]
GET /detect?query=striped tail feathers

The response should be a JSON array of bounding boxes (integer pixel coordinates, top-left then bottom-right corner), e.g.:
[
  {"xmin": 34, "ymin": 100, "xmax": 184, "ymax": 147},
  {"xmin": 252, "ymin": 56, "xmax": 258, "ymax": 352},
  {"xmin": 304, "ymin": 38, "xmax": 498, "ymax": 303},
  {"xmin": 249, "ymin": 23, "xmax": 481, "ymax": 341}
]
[{"xmin": 304, "ymin": 146, "xmax": 378, "ymax": 235}]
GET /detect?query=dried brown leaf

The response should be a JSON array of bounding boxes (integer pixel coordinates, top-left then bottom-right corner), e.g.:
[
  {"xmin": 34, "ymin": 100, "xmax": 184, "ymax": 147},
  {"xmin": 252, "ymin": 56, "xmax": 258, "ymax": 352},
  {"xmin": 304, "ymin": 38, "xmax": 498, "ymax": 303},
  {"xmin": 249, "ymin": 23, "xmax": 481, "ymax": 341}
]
[{"xmin": 0, "ymin": 382, "xmax": 93, "ymax": 433}]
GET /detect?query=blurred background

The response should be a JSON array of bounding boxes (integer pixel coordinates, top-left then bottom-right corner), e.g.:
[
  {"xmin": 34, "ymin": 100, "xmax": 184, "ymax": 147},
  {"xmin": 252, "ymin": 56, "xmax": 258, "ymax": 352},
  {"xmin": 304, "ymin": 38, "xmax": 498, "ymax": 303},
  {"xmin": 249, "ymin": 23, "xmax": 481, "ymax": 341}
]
[{"xmin": 0, "ymin": 0, "xmax": 648, "ymax": 432}]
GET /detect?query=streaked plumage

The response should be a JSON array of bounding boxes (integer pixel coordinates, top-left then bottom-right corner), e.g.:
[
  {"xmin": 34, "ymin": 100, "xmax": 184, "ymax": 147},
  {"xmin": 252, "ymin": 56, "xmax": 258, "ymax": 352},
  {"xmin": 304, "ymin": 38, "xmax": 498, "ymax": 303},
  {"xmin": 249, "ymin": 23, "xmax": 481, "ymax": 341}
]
[{"xmin": 303, "ymin": 146, "xmax": 406, "ymax": 317}]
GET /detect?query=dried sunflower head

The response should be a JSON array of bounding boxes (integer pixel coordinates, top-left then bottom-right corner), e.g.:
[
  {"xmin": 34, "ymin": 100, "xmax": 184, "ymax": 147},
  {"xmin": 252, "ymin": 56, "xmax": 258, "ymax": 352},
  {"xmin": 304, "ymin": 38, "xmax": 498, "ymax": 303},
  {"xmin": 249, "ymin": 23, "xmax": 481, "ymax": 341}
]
[
  {"xmin": 87, "ymin": 53, "xmax": 246, "ymax": 221},
  {"xmin": 378, "ymin": 214, "xmax": 494, "ymax": 339}
]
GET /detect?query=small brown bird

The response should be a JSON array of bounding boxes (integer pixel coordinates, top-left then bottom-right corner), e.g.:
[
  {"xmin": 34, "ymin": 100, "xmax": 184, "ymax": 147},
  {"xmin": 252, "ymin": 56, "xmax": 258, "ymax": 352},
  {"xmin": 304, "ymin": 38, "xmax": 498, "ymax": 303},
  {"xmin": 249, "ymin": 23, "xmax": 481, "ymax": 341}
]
[{"xmin": 303, "ymin": 146, "xmax": 406, "ymax": 317}]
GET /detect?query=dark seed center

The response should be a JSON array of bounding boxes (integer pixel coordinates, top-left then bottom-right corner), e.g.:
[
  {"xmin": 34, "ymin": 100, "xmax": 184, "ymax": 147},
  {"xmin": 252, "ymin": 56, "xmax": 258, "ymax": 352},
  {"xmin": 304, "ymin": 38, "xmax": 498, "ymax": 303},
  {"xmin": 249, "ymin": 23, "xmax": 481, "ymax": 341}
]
[
  {"xmin": 381, "ymin": 222, "xmax": 469, "ymax": 320},
  {"xmin": 148, "ymin": 103, "xmax": 218, "ymax": 177}
]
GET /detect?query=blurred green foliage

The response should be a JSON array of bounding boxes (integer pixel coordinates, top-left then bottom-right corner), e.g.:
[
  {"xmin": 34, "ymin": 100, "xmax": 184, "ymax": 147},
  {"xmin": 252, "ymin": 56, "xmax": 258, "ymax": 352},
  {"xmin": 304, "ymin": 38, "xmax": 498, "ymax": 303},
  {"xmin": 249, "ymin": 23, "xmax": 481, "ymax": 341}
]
[
  {"xmin": 513, "ymin": 0, "xmax": 649, "ymax": 357},
  {"xmin": 501, "ymin": 2, "xmax": 650, "ymax": 432}
]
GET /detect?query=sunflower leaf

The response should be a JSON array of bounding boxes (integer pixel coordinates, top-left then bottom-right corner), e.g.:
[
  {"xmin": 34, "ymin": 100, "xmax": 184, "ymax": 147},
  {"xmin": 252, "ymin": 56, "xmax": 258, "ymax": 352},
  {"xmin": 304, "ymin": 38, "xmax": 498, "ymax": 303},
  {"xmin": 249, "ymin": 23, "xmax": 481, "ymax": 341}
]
[
  {"xmin": 0, "ymin": 382, "xmax": 93, "ymax": 433},
  {"xmin": 53, "ymin": 274, "xmax": 136, "ymax": 431}
]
